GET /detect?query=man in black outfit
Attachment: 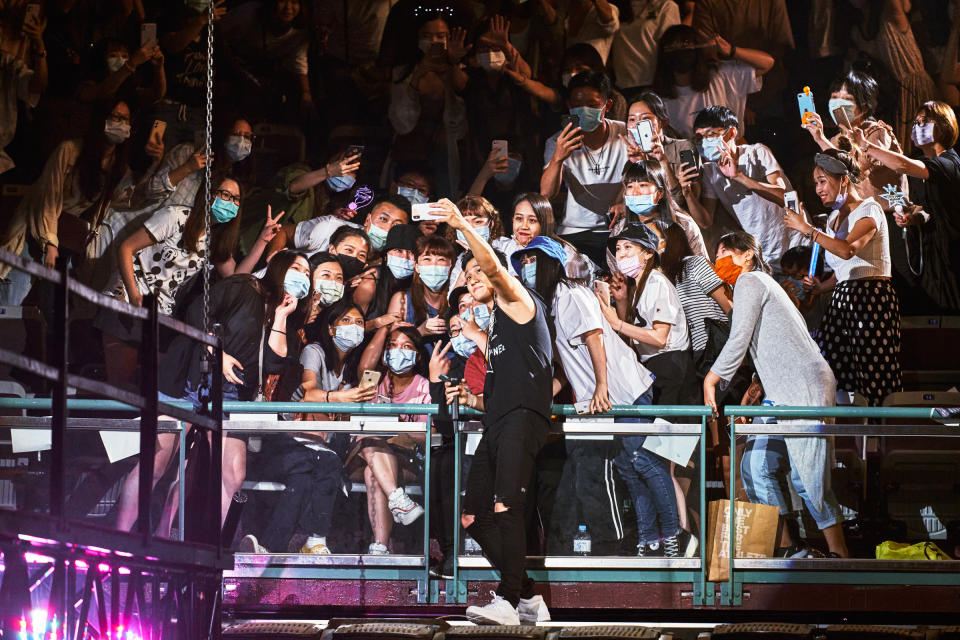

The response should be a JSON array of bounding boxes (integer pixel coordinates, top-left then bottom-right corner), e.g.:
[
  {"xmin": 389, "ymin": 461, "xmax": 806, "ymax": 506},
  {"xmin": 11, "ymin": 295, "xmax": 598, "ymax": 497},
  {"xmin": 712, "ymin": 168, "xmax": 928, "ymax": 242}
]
[{"xmin": 433, "ymin": 198, "xmax": 554, "ymax": 625}]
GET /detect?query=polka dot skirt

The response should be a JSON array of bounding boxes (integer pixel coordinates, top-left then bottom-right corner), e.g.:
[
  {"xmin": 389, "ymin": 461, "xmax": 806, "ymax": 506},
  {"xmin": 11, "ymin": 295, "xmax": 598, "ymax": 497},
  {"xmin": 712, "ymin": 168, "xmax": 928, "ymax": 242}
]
[{"xmin": 816, "ymin": 279, "xmax": 903, "ymax": 407}]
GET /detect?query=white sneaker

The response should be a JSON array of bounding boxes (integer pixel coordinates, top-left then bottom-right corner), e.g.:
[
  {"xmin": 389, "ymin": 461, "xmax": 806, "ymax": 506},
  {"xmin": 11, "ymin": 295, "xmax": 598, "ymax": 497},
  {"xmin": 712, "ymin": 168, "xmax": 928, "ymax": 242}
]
[
  {"xmin": 238, "ymin": 534, "xmax": 268, "ymax": 554},
  {"xmin": 517, "ymin": 594, "xmax": 551, "ymax": 623},
  {"xmin": 388, "ymin": 487, "xmax": 424, "ymax": 525},
  {"xmin": 368, "ymin": 542, "xmax": 389, "ymax": 555},
  {"xmin": 466, "ymin": 591, "xmax": 520, "ymax": 625}
]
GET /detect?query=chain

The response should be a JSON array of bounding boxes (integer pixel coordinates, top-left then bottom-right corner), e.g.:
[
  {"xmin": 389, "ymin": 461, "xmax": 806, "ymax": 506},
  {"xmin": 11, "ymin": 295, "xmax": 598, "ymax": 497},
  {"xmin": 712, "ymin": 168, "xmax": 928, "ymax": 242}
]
[{"xmin": 200, "ymin": 0, "xmax": 215, "ymax": 392}]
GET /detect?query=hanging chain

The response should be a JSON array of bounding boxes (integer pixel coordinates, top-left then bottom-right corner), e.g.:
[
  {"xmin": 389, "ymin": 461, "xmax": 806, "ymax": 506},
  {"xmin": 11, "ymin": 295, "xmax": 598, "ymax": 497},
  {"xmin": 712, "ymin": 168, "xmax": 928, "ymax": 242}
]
[{"xmin": 199, "ymin": 0, "xmax": 215, "ymax": 388}]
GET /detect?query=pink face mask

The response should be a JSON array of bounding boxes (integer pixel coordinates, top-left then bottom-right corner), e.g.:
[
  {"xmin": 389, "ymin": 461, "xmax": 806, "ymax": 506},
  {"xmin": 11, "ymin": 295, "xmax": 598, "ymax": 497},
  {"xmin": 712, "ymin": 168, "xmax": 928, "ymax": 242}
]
[{"xmin": 617, "ymin": 255, "xmax": 644, "ymax": 278}]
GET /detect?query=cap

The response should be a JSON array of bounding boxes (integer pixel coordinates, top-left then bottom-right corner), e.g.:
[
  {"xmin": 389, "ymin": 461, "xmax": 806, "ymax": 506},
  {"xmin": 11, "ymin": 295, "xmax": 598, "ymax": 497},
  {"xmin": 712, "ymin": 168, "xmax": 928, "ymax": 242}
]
[
  {"xmin": 608, "ymin": 221, "xmax": 660, "ymax": 258},
  {"xmin": 383, "ymin": 224, "xmax": 421, "ymax": 254},
  {"xmin": 510, "ymin": 235, "xmax": 568, "ymax": 275}
]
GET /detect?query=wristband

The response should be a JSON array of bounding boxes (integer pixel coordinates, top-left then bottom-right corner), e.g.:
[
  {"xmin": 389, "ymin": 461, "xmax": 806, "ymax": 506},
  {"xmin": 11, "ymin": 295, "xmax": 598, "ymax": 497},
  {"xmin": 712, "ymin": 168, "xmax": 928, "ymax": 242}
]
[{"xmin": 272, "ymin": 329, "xmax": 286, "ymax": 335}]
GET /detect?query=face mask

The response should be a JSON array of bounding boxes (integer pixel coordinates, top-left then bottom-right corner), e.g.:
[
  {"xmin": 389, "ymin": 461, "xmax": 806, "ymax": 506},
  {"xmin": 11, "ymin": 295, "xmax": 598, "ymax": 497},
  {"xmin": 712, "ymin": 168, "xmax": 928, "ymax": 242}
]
[
  {"xmin": 366, "ymin": 223, "xmax": 388, "ymax": 250},
  {"xmin": 185, "ymin": 0, "xmax": 210, "ymax": 11},
  {"xmin": 418, "ymin": 264, "xmax": 450, "ymax": 291},
  {"xmin": 521, "ymin": 262, "xmax": 537, "ymax": 287},
  {"xmin": 912, "ymin": 122, "xmax": 936, "ymax": 147},
  {"xmin": 284, "ymin": 270, "xmax": 310, "ymax": 299},
  {"xmin": 384, "ymin": 348, "xmax": 417, "ymax": 374},
  {"xmin": 225, "ymin": 135, "xmax": 252, "ymax": 162},
  {"xmin": 617, "ymin": 255, "xmax": 643, "ymax": 278},
  {"xmin": 397, "ymin": 186, "xmax": 428, "ymax": 205},
  {"xmin": 827, "ymin": 98, "xmax": 856, "ymax": 126},
  {"xmin": 316, "ymin": 279, "xmax": 344, "ymax": 306},
  {"xmin": 461, "ymin": 304, "xmax": 491, "ymax": 330},
  {"xmin": 624, "ymin": 193, "xmax": 659, "ymax": 215},
  {"xmin": 700, "ymin": 136, "xmax": 724, "ymax": 162},
  {"xmin": 561, "ymin": 72, "xmax": 574, "ymax": 88},
  {"xmin": 714, "ymin": 255, "xmax": 742, "ymax": 285},
  {"xmin": 327, "ymin": 174, "xmax": 356, "ymax": 192},
  {"xmin": 104, "ymin": 120, "xmax": 131, "ymax": 144},
  {"xmin": 337, "ymin": 254, "xmax": 365, "ymax": 277},
  {"xmin": 107, "ymin": 56, "xmax": 128, "ymax": 73},
  {"xmin": 450, "ymin": 333, "xmax": 477, "ymax": 358},
  {"xmin": 457, "ymin": 224, "xmax": 491, "ymax": 245},
  {"xmin": 333, "ymin": 323, "xmax": 365, "ymax": 351},
  {"xmin": 477, "ymin": 50, "xmax": 506, "ymax": 71},
  {"xmin": 670, "ymin": 49, "xmax": 697, "ymax": 74},
  {"xmin": 570, "ymin": 106, "xmax": 604, "ymax": 133},
  {"xmin": 211, "ymin": 197, "xmax": 239, "ymax": 223},
  {"xmin": 493, "ymin": 157, "xmax": 522, "ymax": 185},
  {"xmin": 387, "ymin": 254, "xmax": 415, "ymax": 280},
  {"xmin": 830, "ymin": 183, "xmax": 848, "ymax": 211}
]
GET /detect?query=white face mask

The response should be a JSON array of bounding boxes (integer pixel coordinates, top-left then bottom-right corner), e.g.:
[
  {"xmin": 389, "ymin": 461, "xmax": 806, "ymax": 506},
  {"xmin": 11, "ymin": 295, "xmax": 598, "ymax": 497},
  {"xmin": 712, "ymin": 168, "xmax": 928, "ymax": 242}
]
[
  {"xmin": 225, "ymin": 135, "xmax": 252, "ymax": 162},
  {"xmin": 477, "ymin": 50, "xmax": 506, "ymax": 71},
  {"xmin": 912, "ymin": 122, "xmax": 936, "ymax": 147},
  {"xmin": 107, "ymin": 56, "xmax": 128, "ymax": 73},
  {"xmin": 104, "ymin": 120, "xmax": 131, "ymax": 144}
]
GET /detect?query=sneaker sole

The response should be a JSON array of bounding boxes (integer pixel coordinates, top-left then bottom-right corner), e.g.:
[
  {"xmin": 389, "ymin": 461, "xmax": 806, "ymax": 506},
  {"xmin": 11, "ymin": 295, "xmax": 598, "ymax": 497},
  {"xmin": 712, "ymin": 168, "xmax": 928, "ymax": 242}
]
[
  {"xmin": 685, "ymin": 537, "xmax": 699, "ymax": 558},
  {"xmin": 393, "ymin": 504, "xmax": 424, "ymax": 525},
  {"xmin": 465, "ymin": 609, "xmax": 519, "ymax": 625},
  {"xmin": 518, "ymin": 613, "xmax": 551, "ymax": 624}
]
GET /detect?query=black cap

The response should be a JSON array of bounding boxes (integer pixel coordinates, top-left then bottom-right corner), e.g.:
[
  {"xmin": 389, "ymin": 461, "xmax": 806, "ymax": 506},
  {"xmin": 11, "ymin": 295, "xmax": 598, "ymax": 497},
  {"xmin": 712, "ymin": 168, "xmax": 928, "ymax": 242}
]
[
  {"xmin": 608, "ymin": 222, "xmax": 661, "ymax": 264},
  {"xmin": 446, "ymin": 285, "xmax": 470, "ymax": 320},
  {"xmin": 383, "ymin": 224, "xmax": 421, "ymax": 254}
]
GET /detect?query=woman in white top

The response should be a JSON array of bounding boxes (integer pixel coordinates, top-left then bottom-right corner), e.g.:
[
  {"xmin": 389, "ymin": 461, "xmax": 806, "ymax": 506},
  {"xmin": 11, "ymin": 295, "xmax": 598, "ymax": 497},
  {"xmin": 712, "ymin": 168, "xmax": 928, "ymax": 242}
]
[
  {"xmin": 783, "ymin": 148, "xmax": 901, "ymax": 406},
  {"xmin": 598, "ymin": 222, "xmax": 697, "ymax": 407}
]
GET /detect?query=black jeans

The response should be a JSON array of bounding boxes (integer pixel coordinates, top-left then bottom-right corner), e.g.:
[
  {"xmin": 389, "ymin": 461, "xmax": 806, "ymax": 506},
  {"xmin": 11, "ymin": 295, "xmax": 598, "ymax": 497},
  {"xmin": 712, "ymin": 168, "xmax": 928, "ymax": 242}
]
[
  {"xmin": 429, "ymin": 441, "xmax": 458, "ymax": 560},
  {"xmin": 463, "ymin": 409, "xmax": 550, "ymax": 606}
]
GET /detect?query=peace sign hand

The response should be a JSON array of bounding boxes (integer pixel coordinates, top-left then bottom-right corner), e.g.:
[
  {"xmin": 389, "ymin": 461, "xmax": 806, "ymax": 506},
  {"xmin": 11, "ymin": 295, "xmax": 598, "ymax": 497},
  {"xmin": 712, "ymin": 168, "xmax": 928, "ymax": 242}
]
[
  {"xmin": 429, "ymin": 340, "xmax": 453, "ymax": 382},
  {"xmin": 257, "ymin": 205, "xmax": 282, "ymax": 245}
]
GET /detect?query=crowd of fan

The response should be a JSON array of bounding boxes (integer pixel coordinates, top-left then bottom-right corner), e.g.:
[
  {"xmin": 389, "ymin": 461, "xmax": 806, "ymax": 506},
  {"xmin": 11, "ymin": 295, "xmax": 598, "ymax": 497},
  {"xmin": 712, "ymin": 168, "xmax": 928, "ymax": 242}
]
[{"xmin": 0, "ymin": 0, "xmax": 958, "ymax": 568}]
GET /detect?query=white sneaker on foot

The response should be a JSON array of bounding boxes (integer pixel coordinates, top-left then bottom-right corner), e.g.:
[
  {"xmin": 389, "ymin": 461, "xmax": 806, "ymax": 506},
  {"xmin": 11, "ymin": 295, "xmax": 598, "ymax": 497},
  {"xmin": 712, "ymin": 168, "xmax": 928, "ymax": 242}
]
[
  {"xmin": 368, "ymin": 542, "xmax": 389, "ymax": 555},
  {"xmin": 238, "ymin": 534, "xmax": 268, "ymax": 554},
  {"xmin": 517, "ymin": 594, "xmax": 551, "ymax": 623},
  {"xmin": 388, "ymin": 487, "xmax": 424, "ymax": 525},
  {"xmin": 466, "ymin": 591, "xmax": 520, "ymax": 625}
]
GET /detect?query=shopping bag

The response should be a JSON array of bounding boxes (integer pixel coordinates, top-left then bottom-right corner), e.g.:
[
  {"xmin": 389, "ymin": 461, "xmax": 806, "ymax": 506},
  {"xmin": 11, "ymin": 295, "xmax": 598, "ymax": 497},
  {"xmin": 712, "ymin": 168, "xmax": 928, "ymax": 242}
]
[
  {"xmin": 875, "ymin": 540, "xmax": 951, "ymax": 560},
  {"xmin": 704, "ymin": 499, "xmax": 780, "ymax": 581}
]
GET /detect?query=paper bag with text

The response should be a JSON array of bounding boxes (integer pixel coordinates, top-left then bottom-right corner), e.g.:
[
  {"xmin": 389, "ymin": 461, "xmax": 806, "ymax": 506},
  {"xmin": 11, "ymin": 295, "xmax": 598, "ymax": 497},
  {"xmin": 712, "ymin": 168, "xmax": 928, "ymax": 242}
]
[{"xmin": 705, "ymin": 499, "xmax": 779, "ymax": 581}]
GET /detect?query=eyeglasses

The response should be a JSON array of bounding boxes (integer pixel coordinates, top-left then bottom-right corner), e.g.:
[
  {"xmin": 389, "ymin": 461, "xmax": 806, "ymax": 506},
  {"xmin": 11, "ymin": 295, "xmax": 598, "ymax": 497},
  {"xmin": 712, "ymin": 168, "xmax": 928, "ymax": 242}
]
[{"xmin": 215, "ymin": 189, "xmax": 241, "ymax": 205}]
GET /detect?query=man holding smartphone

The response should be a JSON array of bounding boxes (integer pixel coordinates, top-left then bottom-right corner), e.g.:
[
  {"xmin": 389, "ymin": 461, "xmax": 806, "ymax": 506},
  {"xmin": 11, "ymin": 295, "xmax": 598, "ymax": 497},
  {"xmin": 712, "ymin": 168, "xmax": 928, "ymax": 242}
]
[{"xmin": 431, "ymin": 198, "xmax": 553, "ymax": 626}]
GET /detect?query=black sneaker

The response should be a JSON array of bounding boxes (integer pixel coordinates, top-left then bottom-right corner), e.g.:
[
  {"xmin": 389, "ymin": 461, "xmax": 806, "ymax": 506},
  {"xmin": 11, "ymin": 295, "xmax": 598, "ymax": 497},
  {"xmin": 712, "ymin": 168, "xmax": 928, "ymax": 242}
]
[
  {"xmin": 429, "ymin": 555, "xmax": 455, "ymax": 579},
  {"xmin": 638, "ymin": 541, "xmax": 664, "ymax": 557},
  {"xmin": 676, "ymin": 529, "xmax": 699, "ymax": 557},
  {"xmin": 776, "ymin": 544, "xmax": 809, "ymax": 558},
  {"xmin": 663, "ymin": 534, "xmax": 680, "ymax": 558}
]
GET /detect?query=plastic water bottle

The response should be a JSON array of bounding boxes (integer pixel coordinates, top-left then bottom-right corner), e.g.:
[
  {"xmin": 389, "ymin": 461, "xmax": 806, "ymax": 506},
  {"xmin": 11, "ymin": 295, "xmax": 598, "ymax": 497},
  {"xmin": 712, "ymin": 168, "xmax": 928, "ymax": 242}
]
[{"xmin": 573, "ymin": 525, "xmax": 592, "ymax": 556}]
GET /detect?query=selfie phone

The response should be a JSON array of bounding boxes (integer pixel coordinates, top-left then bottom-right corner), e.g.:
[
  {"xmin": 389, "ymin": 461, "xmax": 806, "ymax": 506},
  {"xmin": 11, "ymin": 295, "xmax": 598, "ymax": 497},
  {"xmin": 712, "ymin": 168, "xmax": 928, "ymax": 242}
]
[
  {"xmin": 141, "ymin": 22, "xmax": 157, "ymax": 47},
  {"xmin": 593, "ymin": 279, "xmax": 611, "ymax": 303},
  {"xmin": 574, "ymin": 400, "xmax": 592, "ymax": 415},
  {"xmin": 360, "ymin": 370, "xmax": 382, "ymax": 389},
  {"xmin": 25, "ymin": 3, "xmax": 41, "ymax": 20},
  {"xmin": 797, "ymin": 86, "xmax": 816, "ymax": 125},
  {"xmin": 149, "ymin": 120, "xmax": 166, "ymax": 146},
  {"xmin": 832, "ymin": 104, "xmax": 853, "ymax": 130},
  {"xmin": 783, "ymin": 190, "xmax": 799, "ymax": 212},
  {"xmin": 633, "ymin": 119, "xmax": 656, "ymax": 153},
  {"xmin": 492, "ymin": 139, "xmax": 508, "ymax": 159},
  {"xmin": 560, "ymin": 114, "xmax": 580, "ymax": 131},
  {"xmin": 346, "ymin": 144, "xmax": 364, "ymax": 160},
  {"xmin": 411, "ymin": 202, "xmax": 444, "ymax": 222}
]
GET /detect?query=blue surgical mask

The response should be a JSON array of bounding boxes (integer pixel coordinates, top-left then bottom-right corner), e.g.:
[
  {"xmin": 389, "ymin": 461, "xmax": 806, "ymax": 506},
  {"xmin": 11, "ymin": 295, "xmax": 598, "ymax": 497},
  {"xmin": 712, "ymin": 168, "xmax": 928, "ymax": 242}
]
[
  {"xmin": 317, "ymin": 279, "xmax": 344, "ymax": 306},
  {"xmin": 700, "ymin": 136, "xmax": 724, "ymax": 162},
  {"xmin": 450, "ymin": 333, "xmax": 477, "ymax": 358},
  {"xmin": 386, "ymin": 254, "xmax": 415, "ymax": 279},
  {"xmin": 397, "ymin": 186, "xmax": 428, "ymax": 205},
  {"xmin": 418, "ymin": 264, "xmax": 450, "ymax": 291},
  {"xmin": 624, "ymin": 193, "xmax": 658, "ymax": 215},
  {"xmin": 570, "ymin": 106, "xmax": 604, "ymax": 133},
  {"xmin": 461, "ymin": 304, "xmax": 491, "ymax": 330},
  {"xmin": 327, "ymin": 174, "xmax": 355, "ymax": 192},
  {"xmin": 828, "ymin": 98, "xmax": 856, "ymax": 126},
  {"xmin": 384, "ymin": 348, "xmax": 417, "ymax": 374},
  {"xmin": 211, "ymin": 197, "xmax": 239, "ymax": 223},
  {"xmin": 521, "ymin": 262, "xmax": 537, "ymax": 288},
  {"xmin": 367, "ymin": 224, "xmax": 388, "ymax": 250},
  {"xmin": 493, "ymin": 157, "xmax": 522, "ymax": 185},
  {"xmin": 912, "ymin": 122, "xmax": 935, "ymax": 147},
  {"xmin": 781, "ymin": 277, "xmax": 807, "ymax": 301},
  {"xmin": 456, "ymin": 224, "xmax": 490, "ymax": 245},
  {"xmin": 284, "ymin": 270, "xmax": 310, "ymax": 299},
  {"xmin": 830, "ymin": 184, "xmax": 848, "ymax": 211},
  {"xmin": 333, "ymin": 323, "xmax": 365, "ymax": 351}
]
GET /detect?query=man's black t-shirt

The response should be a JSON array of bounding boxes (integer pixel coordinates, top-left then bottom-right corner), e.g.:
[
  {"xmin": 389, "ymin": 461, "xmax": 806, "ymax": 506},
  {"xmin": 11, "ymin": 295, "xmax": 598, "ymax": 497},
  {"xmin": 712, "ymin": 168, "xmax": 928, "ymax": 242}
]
[
  {"xmin": 908, "ymin": 148, "xmax": 960, "ymax": 311},
  {"xmin": 482, "ymin": 290, "xmax": 554, "ymax": 424}
]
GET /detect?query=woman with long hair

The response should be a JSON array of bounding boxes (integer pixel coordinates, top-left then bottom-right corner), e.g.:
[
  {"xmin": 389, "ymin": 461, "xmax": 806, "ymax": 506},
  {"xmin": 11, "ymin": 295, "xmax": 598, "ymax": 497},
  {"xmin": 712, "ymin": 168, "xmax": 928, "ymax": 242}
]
[{"xmin": 703, "ymin": 232, "xmax": 849, "ymax": 558}]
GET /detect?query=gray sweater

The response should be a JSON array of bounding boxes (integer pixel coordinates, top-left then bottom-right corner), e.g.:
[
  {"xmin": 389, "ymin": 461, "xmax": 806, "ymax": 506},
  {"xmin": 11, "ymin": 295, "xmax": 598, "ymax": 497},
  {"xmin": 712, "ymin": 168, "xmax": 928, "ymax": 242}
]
[{"xmin": 711, "ymin": 271, "xmax": 837, "ymax": 511}]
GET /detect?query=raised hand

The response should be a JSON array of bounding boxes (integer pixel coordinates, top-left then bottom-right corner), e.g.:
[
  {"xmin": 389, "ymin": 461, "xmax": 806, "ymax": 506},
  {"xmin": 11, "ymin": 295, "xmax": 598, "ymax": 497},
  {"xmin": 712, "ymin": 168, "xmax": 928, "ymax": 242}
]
[
  {"xmin": 428, "ymin": 340, "xmax": 453, "ymax": 382},
  {"xmin": 718, "ymin": 150, "xmax": 739, "ymax": 180},
  {"xmin": 276, "ymin": 293, "xmax": 298, "ymax": 318},
  {"xmin": 447, "ymin": 26, "xmax": 470, "ymax": 63},
  {"xmin": 257, "ymin": 205, "xmax": 282, "ymax": 244},
  {"xmin": 553, "ymin": 123, "xmax": 584, "ymax": 163},
  {"xmin": 482, "ymin": 146, "xmax": 510, "ymax": 176},
  {"xmin": 187, "ymin": 145, "xmax": 212, "ymax": 172}
]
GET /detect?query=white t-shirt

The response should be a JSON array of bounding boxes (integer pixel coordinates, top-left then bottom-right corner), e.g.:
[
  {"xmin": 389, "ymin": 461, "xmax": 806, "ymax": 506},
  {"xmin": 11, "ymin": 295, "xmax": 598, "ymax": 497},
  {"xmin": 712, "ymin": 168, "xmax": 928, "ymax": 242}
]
[
  {"xmin": 823, "ymin": 198, "xmax": 891, "ymax": 281},
  {"xmin": 663, "ymin": 60, "xmax": 762, "ymax": 138},
  {"xmin": 701, "ymin": 143, "xmax": 805, "ymax": 267},
  {"xmin": 567, "ymin": 4, "xmax": 620, "ymax": 64},
  {"xmin": 610, "ymin": 0, "xmax": 680, "ymax": 88},
  {"xmin": 630, "ymin": 269, "xmax": 691, "ymax": 361},
  {"xmin": 293, "ymin": 215, "xmax": 361, "ymax": 256},
  {"xmin": 544, "ymin": 120, "xmax": 629, "ymax": 234},
  {"xmin": 553, "ymin": 283, "xmax": 654, "ymax": 403},
  {"xmin": 300, "ymin": 343, "xmax": 351, "ymax": 392}
]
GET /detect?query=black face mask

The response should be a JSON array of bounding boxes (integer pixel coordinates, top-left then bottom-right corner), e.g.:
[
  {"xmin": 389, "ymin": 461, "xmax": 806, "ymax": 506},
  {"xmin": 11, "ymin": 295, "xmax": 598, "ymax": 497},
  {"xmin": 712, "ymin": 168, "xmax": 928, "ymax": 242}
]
[
  {"xmin": 338, "ymin": 255, "xmax": 366, "ymax": 282},
  {"xmin": 670, "ymin": 49, "xmax": 697, "ymax": 74}
]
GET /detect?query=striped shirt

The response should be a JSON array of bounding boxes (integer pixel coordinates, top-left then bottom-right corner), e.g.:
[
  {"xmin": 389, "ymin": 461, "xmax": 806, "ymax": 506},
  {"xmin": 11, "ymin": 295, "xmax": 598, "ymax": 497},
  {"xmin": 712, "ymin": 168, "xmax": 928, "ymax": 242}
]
[{"xmin": 673, "ymin": 256, "xmax": 728, "ymax": 351}]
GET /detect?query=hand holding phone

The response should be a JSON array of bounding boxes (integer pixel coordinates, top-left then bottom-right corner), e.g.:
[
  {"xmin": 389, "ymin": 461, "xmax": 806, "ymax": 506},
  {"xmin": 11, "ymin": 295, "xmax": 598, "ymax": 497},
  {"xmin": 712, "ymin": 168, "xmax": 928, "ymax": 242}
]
[
  {"xmin": 492, "ymin": 139, "xmax": 508, "ymax": 160},
  {"xmin": 783, "ymin": 190, "xmax": 798, "ymax": 213},
  {"xmin": 148, "ymin": 120, "xmax": 166, "ymax": 147},
  {"xmin": 560, "ymin": 114, "xmax": 580, "ymax": 131},
  {"xmin": 346, "ymin": 144, "xmax": 364, "ymax": 161},
  {"xmin": 632, "ymin": 119, "xmax": 656, "ymax": 153},
  {"xmin": 360, "ymin": 370, "xmax": 382, "ymax": 390},
  {"xmin": 593, "ymin": 279, "xmax": 611, "ymax": 303},
  {"xmin": 411, "ymin": 202, "xmax": 445, "ymax": 222},
  {"xmin": 141, "ymin": 22, "xmax": 157, "ymax": 47},
  {"xmin": 797, "ymin": 86, "xmax": 817, "ymax": 126}
]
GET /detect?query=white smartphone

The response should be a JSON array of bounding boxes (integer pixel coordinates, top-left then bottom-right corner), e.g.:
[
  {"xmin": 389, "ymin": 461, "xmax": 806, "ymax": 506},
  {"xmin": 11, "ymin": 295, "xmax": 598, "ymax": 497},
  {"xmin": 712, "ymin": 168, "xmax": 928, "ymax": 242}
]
[
  {"xmin": 360, "ymin": 370, "xmax": 382, "ymax": 389},
  {"xmin": 634, "ymin": 119, "xmax": 656, "ymax": 153},
  {"xmin": 783, "ymin": 190, "xmax": 798, "ymax": 212},
  {"xmin": 593, "ymin": 279, "xmax": 611, "ymax": 303},
  {"xmin": 141, "ymin": 22, "xmax": 157, "ymax": 47},
  {"xmin": 492, "ymin": 139, "xmax": 508, "ymax": 159},
  {"xmin": 411, "ymin": 202, "xmax": 444, "ymax": 222},
  {"xmin": 574, "ymin": 400, "xmax": 592, "ymax": 415}
]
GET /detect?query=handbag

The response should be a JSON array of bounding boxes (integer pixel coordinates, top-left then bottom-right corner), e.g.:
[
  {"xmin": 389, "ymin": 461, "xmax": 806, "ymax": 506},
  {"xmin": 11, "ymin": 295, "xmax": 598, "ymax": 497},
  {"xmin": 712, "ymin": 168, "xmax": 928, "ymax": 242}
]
[{"xmin": 56, "ymin": 195, "xmax": 111, "ymax": 256}]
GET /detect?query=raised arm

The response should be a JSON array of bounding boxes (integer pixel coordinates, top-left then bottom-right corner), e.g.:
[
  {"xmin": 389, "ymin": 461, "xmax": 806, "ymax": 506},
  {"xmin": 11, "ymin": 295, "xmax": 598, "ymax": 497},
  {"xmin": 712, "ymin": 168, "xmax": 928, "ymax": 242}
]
[{"xmin": 852, "ymin": 127, "xmax": 929, "ymax": 179}]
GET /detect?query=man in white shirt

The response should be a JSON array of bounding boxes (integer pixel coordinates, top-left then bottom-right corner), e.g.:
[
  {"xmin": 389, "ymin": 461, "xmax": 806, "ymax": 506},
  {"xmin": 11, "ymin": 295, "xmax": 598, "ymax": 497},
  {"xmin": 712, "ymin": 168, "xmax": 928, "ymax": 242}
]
[
  {"xmin": 542, "ymin": 71, "xmax": 628, "ymax": 267},
  {"xmin": 687, "ymin": 105, "xmax": 806, "ymax": 270}
]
